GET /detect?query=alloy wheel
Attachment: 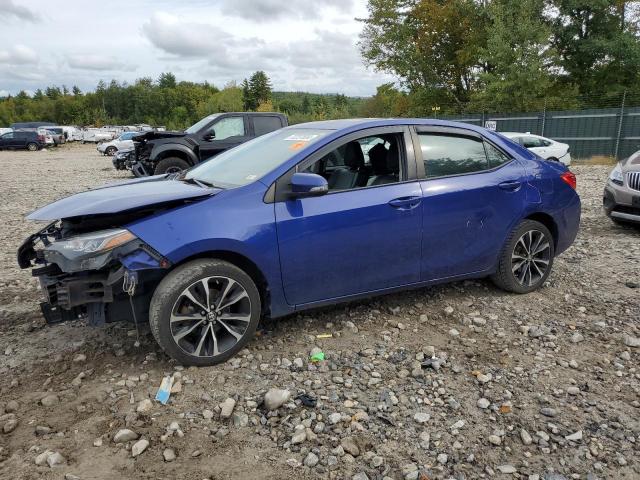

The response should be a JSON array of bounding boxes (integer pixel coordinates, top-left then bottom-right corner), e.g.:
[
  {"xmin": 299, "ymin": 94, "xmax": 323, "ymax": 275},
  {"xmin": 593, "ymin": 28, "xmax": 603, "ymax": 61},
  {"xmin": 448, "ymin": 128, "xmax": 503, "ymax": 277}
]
[
  {"xmin": 170, "ymin": 276, "xmax": 252, "ymax": 359},
  {"xmin": 511, "ymin": 230, "xmax": 551, "ymax": 287}
]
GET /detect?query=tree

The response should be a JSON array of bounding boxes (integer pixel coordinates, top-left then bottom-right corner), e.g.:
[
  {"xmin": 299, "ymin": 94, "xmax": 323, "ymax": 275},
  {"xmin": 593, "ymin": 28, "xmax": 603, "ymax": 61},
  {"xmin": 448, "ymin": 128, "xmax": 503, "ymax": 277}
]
[
  {"xmin": 158, "ymin": 72, "xmax": 177, "ymax": 89},
  {"xmin": 359, "ymin": 0, "xmax": 488, "ymax": 105},
  {"xmin": 551, "ymin": 0, "xmax": 640, "ymax": 101},
  {"xmin": 72, "ymin": 85, "xmax": 82, "ymax": 96},
  {"xmin": 242, "ymin": 71, "xmax": 272, "ymax": 110},
  {"xmin": 472, "ymin": 0, "xmax": 558, "ymax": 111}
]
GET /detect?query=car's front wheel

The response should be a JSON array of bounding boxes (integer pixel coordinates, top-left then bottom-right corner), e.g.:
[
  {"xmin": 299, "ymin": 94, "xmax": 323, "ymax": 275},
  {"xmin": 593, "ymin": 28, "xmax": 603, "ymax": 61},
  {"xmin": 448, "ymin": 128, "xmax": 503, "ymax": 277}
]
[
  {"xmin": 491, "ymin": 220, "xmax": 555, "ymax": 294},
  {"xmin": 155, "ymin": 157, "xmax": 190, "ymax": 175},
  {"xmin": 105, "ymin": 146, "xmax": 117, "ymax": 156},
  {"xmin": 149, "ymin": 259, "xmax": 261, "ymax": 366}
]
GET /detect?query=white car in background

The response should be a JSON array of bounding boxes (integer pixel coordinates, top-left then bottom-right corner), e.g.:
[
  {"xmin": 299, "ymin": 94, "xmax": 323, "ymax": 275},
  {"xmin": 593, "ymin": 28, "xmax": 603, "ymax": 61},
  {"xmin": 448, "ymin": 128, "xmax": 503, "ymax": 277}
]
[
  {"xmin": 501, "ymin": 132, "xmax": 572, "ymax": 166},
  {"xmin": 96, "ymin": 131, "xmax": 138, "ymax": 155}
]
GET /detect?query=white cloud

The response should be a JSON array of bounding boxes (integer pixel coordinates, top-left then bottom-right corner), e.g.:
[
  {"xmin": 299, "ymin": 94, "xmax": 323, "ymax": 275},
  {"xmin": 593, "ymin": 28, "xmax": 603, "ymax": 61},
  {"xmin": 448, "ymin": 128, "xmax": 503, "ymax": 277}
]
[
  {"xmin": 219, "ymin": 0, "xmax": 354, "ymax": 21},
  {"xmin": 0, "ymin": 0, "xmax": 39, "ymax": 22},
  {"xmin": 66, "ymin": 54, "xmax": 136, "ymax": 72},
  {"xmin": 0, "ymin": 45, "xmax": 38, "ymax": 65},
  {"xmin": 0, "ymin": 89, "xmax": 9, "ymax": 97}
]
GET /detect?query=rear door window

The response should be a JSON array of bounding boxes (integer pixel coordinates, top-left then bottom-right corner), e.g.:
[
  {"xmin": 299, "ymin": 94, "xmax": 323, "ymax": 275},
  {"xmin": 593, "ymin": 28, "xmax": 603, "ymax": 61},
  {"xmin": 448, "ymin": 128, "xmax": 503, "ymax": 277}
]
[
  {"xmin": 521, "ymin": 136, "xmax": 543, "ymax": 148},
  {"xmin": 418, "ymin": 134, "xmax": 488, "ymax": 178},
  {"xmin": 252, "ymin": 116, "xmax": 283, "ymax": 136}
]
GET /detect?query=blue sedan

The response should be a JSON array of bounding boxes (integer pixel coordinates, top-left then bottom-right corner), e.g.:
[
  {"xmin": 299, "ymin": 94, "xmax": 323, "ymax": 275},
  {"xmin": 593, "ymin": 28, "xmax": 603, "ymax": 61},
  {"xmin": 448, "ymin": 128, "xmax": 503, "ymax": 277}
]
[{"xmin": 18, "ymin": 119, "xmax": 581, "ymax": 366}]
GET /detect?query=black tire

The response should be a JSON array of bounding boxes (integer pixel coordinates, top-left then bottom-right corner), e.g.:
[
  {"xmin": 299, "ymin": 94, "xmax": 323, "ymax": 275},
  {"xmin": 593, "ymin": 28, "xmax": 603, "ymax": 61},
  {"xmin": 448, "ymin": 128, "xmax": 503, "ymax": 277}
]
[
  {"xmin": 154, "ymin": 157, "xmax": 190, "ymax": 175},
  {"xmin": 149, "ymin": 259, "xmax": 261, "ymax": 366},
  {"xmin": 26, "ymin": 142, "xmax": 38, "ymax": 151},
  {"xmin": 491, "ymin": 219, "xmax": 555, "ymax": 294},
  {"xmin": 547, "ymin": 157, "xmax": 559, "ymax": 162},
  {"xmin": 105, "ymin": 146, "xmax": 117, "ymax": 156}
]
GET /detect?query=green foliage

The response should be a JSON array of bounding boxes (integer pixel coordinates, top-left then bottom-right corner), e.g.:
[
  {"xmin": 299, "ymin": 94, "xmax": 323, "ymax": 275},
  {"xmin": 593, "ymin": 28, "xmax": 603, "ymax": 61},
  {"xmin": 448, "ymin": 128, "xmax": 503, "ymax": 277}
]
[{"xmin": 242, "ymin": 71, "xmax": 273, "ymax": 110}]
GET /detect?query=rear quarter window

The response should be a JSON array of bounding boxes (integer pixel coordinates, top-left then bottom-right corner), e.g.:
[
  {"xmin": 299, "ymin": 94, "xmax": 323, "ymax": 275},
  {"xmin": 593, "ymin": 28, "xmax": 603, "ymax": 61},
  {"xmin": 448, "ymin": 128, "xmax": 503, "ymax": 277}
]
[{"xmin": 253, "ymin": 116, "xmax": 283, "ymax": 136}]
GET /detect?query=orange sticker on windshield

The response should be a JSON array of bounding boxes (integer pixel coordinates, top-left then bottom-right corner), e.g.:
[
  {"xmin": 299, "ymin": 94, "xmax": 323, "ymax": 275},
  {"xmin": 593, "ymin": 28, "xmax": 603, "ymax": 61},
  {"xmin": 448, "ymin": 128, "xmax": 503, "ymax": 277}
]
[{"xmin": 289, "ymin": 141, "xmax": 306, "ymax": 150}]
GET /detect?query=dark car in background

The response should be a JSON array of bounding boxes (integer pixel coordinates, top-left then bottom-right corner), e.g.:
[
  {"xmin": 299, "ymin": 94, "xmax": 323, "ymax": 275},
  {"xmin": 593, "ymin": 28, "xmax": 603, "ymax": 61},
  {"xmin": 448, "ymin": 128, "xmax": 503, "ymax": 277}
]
[
  {"xmin": 0, "ymin": 130, "xmax": 46, "ymax": 151},
  {"xmin": 130, "ymin": 112, "xmax": 288, "ymax": 176}
]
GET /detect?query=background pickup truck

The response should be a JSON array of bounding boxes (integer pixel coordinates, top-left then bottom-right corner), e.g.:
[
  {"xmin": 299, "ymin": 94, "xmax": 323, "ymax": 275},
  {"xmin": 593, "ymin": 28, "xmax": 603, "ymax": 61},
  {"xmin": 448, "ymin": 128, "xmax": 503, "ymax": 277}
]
[{"xmin": 130, "ymin": 112, "xmax": 288, "ymax": 176}]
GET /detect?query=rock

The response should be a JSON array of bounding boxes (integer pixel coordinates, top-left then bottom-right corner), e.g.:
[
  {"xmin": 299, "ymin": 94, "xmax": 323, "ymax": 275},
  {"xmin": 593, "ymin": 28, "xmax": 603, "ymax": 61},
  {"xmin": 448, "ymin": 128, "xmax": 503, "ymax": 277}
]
[
  {"xmin": 264, "ymin": 389, "xmax": 290, "ymax": 411},
  {"xmin": 73, "ymin": 353, "xmax": 86, "ymax": 362},
  {"xmin": 571, "ymin": 332, "xmax": 584, "ymax": 343},
  {"xmin": 497, "ymin": 465, "xmax": 517, "ymax": 474},
  {"xmin": 477, "ymin": 398, "xmax": 490, "ymax": 409},
  {"xmin": 413, "ymin": 412, "xmax": 430, "ymax": 424},
  {"xmin": 437, "ymin": 453, "xmax": 448, "ymax": 464},
  {"xmin": 449, "ymin": 328, "xmax": 460, "ymax": 337},
  {"xmin": 219, "ymin": 397, "xmax": 236, "ymax": 418},
  {"xmin": 35, "ymin": 450, "xmax": 53, "ymax": 466},
  {"xmin": 232, "ymin": 411, "xmax": 249, "ymax": 427},
  {"xmin": 114, "ymin": 429, "xmax": 138, "ymax": 443},
  {"xmin": 304, "ymin": 452, "xmax": 319, "ymax": 467},
  {"xmin": 565, "ymin": 430, "xmax": 583, "ymax": 441},
  {"xmin": 35, "ymin": 425, "xmax": 51, "ymax": 435},
  {"xmin": 540, "ymin": 407, "xmax": 557, "ymax": 417},
  {"xmin": 567, "ymin": 386, "xmax": 580, "ymax": 395},
  {"xmin": 93, "ymin": 438, "xmax": 102, "ymax": 447},
  {"xmin": 488, "ymin": 434, "xmax": 502, "ymax": 446},
  {"xmin": 131, "ymin": 438, "xmax": 149, "ymax": 457},
  {"xmin": 202, "ymin": 409, "xmax": 214, "ymax": 419},
  {"xmin": 293, "ymin": 357, "xmax": 304, "ymax": 369},
  {"xmin": 352, "ymin": 473, "xmax": 370, "ymax": 480},
  {"xmin": 476, "ymin": 373, "xmax": 492, "ymax": 383},
  {"xmin": 624, "ymin": 335, "xmax": 640, "ymax": 348},
  {"xmin": 401, "ymin": 463, "xmax": 418, "ymax": 479},
  {"xmin": 340, "ymin": 436, "xmax": 360, "ymax": 456},
  {"xmin": 450, "ymin": 420, "xmax": 465, "ymax": 430},
  {"xmin": 5, "ymin": 400, "xmax": 18, "ymax": 412},
  {"xmin": 163, "ymin": 448, "xmax": 176, "ymax": 462},
  {"xmin": 3, "ymin": 418, "xmax": 18, "ymax": 433},
  {"xmin": 136, "ymin": 399, "xmax": 153, "ymax": 413},
  {"xmin": 520, "ymin": 428, "xmax": 533, "ymax": 445},
  {"xmin": 65, "ymin": 474, "xmax": 81, "ymax": 480},
  {"xmin": 40, "ymin": 394, "xmax": 59, "ymax": 407},
  {"xmin": 47, "ymin": 451, "xmax": 66, "ymax": 467},
  {"xmin": 328, "ymin": 412, "xmax": 342, "ymax": 425},
  {"xmin": 529, "ymin": 325, "xmax": 550, "ymax": 338},
  {"xmin": 291, "ymin": 426, "xmax": 306, "ymax": 444}
]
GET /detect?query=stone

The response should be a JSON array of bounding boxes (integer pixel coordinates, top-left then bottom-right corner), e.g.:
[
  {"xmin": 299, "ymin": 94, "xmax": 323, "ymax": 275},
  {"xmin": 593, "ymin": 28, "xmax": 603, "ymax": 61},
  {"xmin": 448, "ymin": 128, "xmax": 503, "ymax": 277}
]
[
  {"xmin": 520, "ymin": 429, "xmax": 533, "ymax": 445},
  {"xmin": 3, "ymin": 418, "xmax": 18, "ymax": 433},
  {"xmin": 565, "ymin": 430, "xmax": 583, "ymax": 441},
  {"xmin": 264, "ymin": 389, "xmax": 290, "ymax": 411},
  {"xmin": 202, "ymin": 409, "xmax": 214, "ymax": 419},
  {"xmin": 46, "ymin": 452, "xmax": 66, "ymax": 467},
  {"xmin": 340, "ymin": 436, "xmax": 360, "ymax": 456},
  {"xmin": 571, "ymin": 332, "xmax": 584, "ymax": 343},
  {"xmin": 5, "ymin": 400, "xmax": 18, "ymax": 412},
  {"xmin": 328, "ymin": 412, "xmax": 342, "ymax": 425},
  {"xmin": 73, "ymin": 353, "xmax": 86, "ymax": 362},
  {"xmin": 35, "ymin": 451, "xmax": 52, "ymax": 466},
  {"xmin": 232, "ymin": 412, "xmax": 249, "ymax": 427},
  {"xmin": 40, "ymin": 394, "xmax": 59, "ymax": 407},
  {"xmin": 413, "ymin": 412, "xmax": 430, "ymax": 424},
  {"xmin": 163, "ymin": 448, "xmax": 176, "ymax": 462},
  {"xmin": 352, "ymin": 474, "xmax": 370, "ymax": 480},
  {"xmin": 304, "ymin": 452, "xmax": 319, "ymax": 467},
  {"xmin": 477, "ymin": 398, "xmax": 490, "ymax": 409},
  {"xmin": 114, "ymin": 429, "xmax": 138, "ymax": 443},
  {"xmin": 136, "ymin": 399, "xmax": 153, "ymax": 413},
  {"xmin": 131, "ymin": 438, "xmax": 149, "ymax": 457},
  {"xmin": 624, "ymin": 335, "xmax": 640, "ymax": 348},
  {"xmin": 219, "ymin": 397, "xmax": 236, "ymax": 418},
  {"xmin": 437, "ymin": 453, "xmax": 448, "ymax": 464},
  {"xmin": 540, "ymin": 407, "xmax": 557, "ymax": 417},
  {"xmin": 497, "ymin": 465, "xmax": 517, "ymax": 474},
  {"xmin": 488, "ymin": 434, "xmax": 502, "ymax": 446}
]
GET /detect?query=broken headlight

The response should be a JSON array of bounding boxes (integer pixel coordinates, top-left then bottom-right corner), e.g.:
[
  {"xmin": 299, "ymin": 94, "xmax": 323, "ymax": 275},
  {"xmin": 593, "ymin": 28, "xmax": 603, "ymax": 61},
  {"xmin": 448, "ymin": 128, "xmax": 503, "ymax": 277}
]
[{"xmin": 54, "ymin": 228, "xmax": 136, "ymax": 255}]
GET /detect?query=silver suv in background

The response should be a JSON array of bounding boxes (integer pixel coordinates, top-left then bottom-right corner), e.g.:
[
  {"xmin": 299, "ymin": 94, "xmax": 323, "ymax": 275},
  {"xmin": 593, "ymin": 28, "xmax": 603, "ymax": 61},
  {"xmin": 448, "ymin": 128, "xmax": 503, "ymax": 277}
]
[{"xmin": 603, "ymin": 151, "xmax": 640, "ymax": 225}]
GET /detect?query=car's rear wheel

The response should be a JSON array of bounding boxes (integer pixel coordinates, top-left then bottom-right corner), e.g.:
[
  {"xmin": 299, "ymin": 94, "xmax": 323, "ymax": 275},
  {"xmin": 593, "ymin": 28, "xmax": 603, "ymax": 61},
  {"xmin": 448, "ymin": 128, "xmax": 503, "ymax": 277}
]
[
  {"xmin": 491, "ymin": 220, "xmax": 555, "ymax": 294},
  {"xmin": 155, "ymin": 157, "xmax": 190, "ymax": 175},
  {"xmin": 105, "ymin": 146, "xmax": 117, "ymax": 156},
  {"xmin": 26, "ymin": 142, "xmax": 38, "ymax": 151},
  {"xmin": 149, "ymin": 259, "xmax": 261, "ymax": 366}
]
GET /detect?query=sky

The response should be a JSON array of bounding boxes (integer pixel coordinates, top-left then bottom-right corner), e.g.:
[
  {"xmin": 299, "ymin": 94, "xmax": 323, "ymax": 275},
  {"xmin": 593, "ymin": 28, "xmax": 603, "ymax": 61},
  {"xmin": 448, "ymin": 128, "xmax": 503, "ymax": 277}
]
[{"xmin": 0, "ymin": 0, "xmax": 394, "ymax": 98}]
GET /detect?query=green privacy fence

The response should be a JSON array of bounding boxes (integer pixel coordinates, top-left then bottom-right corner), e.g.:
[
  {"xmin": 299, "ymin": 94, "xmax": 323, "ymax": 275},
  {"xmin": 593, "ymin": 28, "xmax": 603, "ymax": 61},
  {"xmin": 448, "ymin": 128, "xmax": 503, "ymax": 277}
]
[{"xmin": 442, "ymin": 104, "xmax": 640, "ymax": 160}]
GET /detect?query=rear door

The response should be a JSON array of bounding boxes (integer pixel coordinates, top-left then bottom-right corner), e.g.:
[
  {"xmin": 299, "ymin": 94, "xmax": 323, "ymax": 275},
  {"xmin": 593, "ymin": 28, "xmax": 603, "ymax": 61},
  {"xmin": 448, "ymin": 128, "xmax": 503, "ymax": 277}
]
[
  {"xmin": 251, "ymin": 115, "xmax": 284, "ymax": 138},
  {"xmin": 414, "ymin": 127, "xmax": 527, "ymax": 280},
  {"xmin": 274, "ymin": 126, "xmax": 423, "ymax": 306}
]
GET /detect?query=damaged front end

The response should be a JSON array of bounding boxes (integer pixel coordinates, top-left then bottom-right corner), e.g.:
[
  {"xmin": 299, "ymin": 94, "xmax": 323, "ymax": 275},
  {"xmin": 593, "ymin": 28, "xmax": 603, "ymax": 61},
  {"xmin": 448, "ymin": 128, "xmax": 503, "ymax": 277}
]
[{"xmin": 18, "ymin": 221, "xmax": 170, "ymax": 327}]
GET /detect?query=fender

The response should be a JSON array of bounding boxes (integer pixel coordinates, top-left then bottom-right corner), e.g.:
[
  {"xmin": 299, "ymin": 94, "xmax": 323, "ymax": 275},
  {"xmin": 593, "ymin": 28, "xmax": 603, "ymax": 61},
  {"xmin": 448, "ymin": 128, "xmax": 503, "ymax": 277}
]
[{"xmin": 151, "ymin": 143, "xmax": 199, "ymax": 166}]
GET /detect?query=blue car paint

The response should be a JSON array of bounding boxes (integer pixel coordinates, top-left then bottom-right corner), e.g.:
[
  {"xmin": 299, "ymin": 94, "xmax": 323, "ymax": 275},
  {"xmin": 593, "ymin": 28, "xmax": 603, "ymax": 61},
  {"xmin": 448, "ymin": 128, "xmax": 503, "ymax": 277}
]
[{"xmin": 31, "ymin": 119, "xmax": 581, "ymax": 319}]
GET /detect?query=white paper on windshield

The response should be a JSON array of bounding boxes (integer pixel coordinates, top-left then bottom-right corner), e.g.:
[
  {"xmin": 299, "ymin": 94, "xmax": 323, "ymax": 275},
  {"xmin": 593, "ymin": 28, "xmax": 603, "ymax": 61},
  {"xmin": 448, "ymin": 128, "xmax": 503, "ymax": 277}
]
[{"xmin": 284, "ymin": 134, "xmax": 318, "ymax": 142}]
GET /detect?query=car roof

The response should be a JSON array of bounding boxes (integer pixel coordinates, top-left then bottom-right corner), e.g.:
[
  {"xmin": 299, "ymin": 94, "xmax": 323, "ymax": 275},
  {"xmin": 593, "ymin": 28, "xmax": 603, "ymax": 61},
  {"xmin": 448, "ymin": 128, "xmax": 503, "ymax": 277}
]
[{"xmin": 290, "ymin": 118, "xmax": 492, "ymax": 133}]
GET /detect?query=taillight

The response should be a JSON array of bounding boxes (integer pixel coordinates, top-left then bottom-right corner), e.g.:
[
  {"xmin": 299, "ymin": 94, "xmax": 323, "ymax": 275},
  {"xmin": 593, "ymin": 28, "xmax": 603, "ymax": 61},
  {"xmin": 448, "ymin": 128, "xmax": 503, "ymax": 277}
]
[{"xmin": 560, "ymin": 171, "xmax": 576, "ymax": 190}]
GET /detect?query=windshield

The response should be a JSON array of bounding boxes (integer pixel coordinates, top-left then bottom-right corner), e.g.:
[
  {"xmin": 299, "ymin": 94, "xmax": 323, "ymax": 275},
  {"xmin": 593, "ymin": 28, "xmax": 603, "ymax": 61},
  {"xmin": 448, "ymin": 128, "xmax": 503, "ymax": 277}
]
[
  {"xmin": 185, "ymin": 114, "xmax": 221, "ymax": 134},
  {"xmin": 185, "ymin": 128, "xmax": 331, "ymax": 187}
]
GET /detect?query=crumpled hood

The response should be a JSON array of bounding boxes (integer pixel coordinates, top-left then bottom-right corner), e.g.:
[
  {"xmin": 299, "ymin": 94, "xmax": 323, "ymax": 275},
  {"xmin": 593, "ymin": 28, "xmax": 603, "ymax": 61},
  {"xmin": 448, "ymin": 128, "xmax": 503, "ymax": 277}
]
[
  {"xmin": 27, "ymin": 175, "xmax": 219, "ymax": 221},
  {"xmin": 133, "ymin": 130, "xmax": 186, "ymax": 141}
]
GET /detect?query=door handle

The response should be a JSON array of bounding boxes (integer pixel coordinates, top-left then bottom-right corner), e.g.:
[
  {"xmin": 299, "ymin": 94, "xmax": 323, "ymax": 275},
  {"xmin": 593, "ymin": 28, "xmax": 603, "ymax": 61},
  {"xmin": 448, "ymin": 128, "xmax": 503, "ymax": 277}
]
[
  {"xmin": 498, "ymin": 180, "xmax": 522, "ymax": 191},
  {"xmin": 388, "ymin": 196, "xmax": 422, "ymax": 210}
]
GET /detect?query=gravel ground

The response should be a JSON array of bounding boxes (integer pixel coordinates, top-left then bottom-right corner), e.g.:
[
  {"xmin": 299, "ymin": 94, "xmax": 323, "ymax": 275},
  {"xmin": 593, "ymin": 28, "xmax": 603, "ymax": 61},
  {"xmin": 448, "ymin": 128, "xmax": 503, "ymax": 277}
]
[{"xmin": 0, "ymin": 144, "xmax": 638, "ymax": 480}]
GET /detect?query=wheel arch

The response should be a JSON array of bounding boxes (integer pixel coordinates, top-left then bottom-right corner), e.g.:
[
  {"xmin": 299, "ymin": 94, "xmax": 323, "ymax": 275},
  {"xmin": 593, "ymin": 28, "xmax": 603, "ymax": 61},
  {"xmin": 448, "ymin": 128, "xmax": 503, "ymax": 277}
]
[
  {"xmin": 524, "ymin": 212, "xmax": 558, "ymax": 249},
  {"xmin": 152, "ymin": 144, "xmax": 198, "ymax": 166},
  {"xmin": 171, "ymin": 250, "xmax": 271, "ymax": 316}
]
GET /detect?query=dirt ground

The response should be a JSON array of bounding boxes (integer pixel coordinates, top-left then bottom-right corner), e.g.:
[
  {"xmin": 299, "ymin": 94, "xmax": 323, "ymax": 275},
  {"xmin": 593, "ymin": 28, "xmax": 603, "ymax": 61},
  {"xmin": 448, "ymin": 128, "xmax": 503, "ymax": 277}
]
[{"xmin": 0, "ymin": 144, "xmax": 638, "ymax": 480}]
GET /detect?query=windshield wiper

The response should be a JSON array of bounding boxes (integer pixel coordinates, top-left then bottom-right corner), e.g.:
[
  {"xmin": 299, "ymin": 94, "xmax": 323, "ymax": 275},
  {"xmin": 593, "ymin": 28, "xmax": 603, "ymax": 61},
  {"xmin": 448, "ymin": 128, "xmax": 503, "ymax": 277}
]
[{"xmin": 177, "ymin": 175, "xmax": 224, "ymax": 189}]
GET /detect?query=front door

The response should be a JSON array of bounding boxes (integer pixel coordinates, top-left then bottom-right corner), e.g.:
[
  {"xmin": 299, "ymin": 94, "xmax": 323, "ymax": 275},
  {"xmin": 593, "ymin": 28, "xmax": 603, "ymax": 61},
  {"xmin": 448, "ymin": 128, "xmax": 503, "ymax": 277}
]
[
  {"xmin": 414, "ymin": 128, "xmax": 527, "ymax": 280},
  {"xmin": 274, "ymin": 128, "xmax": 423, "ymax": 306},
  {"xmin": 199, "ymin": 115, "xmax": 250, "ymax": 161}
]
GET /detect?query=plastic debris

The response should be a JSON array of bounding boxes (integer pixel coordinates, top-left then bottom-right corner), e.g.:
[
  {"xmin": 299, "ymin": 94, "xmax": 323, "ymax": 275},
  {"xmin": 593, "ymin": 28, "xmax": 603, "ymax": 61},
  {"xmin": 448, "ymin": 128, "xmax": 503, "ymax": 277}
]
[
  {"xmin": 155, "ymin": 375, "xmax": 174, "ymax": 405},
  {"xmin": 309, "ymin": 351, "xmax": 325, "ymax": 362},
  {"xmin": 295, "ymin": 393, "xmax": 317, "ymax": 407},
  {"xmin": 316, "ymin": 333, "xmax": 333, "ymax": 339}
]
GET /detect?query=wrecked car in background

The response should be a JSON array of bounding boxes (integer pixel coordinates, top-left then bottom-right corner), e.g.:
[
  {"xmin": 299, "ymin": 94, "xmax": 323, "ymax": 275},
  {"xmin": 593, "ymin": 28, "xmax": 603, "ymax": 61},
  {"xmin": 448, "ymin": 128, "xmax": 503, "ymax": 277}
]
[{"xmin": 129, "ymin": 112, "xmax": 288, "ymax": 176}]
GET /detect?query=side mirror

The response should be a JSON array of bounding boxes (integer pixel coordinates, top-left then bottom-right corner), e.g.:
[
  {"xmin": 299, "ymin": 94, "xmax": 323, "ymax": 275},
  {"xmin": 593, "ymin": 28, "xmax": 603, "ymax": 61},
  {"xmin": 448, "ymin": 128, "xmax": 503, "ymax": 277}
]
[
  {"xmin": 203, "ymin": 130, "xmax": 216, "ymax": 141},
  {"xmin": 289, "ymin": 173, "xmax": 328, "ymax": 198}
]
